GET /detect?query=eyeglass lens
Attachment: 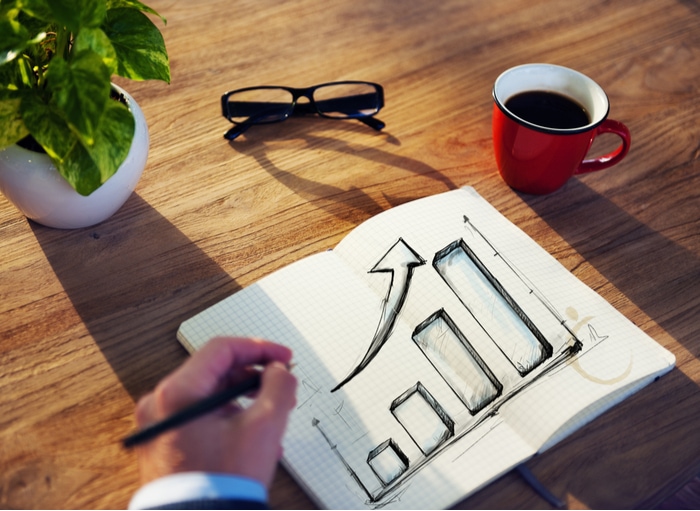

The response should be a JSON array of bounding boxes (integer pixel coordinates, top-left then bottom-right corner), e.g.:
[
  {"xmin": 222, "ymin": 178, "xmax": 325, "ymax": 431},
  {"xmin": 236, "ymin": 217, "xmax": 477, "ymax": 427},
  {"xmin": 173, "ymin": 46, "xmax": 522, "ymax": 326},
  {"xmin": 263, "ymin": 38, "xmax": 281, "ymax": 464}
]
[
  {"xmin": 312, "ymin": 82, "xmax": 381, "ymax": 118},
  {"xmin": 227, "ymin": 88, "xmax": 295, "ymax": 124}
]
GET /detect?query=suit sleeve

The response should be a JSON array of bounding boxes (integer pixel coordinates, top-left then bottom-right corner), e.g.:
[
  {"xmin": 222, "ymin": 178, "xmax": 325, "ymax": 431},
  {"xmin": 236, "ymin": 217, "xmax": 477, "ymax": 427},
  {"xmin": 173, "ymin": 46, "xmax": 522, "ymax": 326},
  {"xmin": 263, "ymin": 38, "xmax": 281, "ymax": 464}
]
[{"xmin": 128, "ymin": 472, "xmax": 267, "ymax": 510}]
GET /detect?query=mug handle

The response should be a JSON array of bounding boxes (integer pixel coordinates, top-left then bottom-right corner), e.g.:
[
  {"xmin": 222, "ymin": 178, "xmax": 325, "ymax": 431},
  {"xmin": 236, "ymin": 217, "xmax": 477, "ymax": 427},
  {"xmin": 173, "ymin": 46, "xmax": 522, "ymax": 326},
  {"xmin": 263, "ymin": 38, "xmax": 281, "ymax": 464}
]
[{"xmin": 575, "ymin": 119, "xmax": 631, "ymax": 174}]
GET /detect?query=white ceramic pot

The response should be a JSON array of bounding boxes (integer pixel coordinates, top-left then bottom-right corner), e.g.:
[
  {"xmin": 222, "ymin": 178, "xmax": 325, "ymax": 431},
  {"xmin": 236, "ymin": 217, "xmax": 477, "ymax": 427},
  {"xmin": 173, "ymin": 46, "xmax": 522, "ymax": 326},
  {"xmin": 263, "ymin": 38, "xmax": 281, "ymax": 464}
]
[{"xmin": 0, "ymin": 84, "xmax": 149, "ymax": 229}]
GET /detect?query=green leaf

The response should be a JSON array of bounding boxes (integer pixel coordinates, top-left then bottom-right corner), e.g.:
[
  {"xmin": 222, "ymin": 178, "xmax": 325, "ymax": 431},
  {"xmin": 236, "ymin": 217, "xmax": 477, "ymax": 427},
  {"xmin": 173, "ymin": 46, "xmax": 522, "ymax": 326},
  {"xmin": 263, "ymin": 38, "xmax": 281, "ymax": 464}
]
[
  {"xmin": 0, "ymin": 52, "xmax": 32, "ymax": 89},
  {"xmin": 0, "ymin": 94, "xmax": 28, "ymax": 147},
  {"xmin": 6, "ymin": 31, "xmax": 47, "ymax": 64},
  {"xmin": 13, "ymin": 0, "xmax": 52, "ymax": 23},
  {"xmin": 73, "ymin": 27, "xmax": 118, "ymax": 75},
  {"xmin": 56, "ymin": 142, "xmax": 103, "ymax": 196},
  {"xmin": 21, "ymin": 92, "xmax": 104, "ymax": 195},
  {"xmin": 102, "ymin": 8, "xmax": 170, "ymax": 83},
  {"xmin": 22, "ymin": 0, "xmax": 106, "ymax": 30},
  {"xmin": 106, "ymin": 0, "xmax": 167, "ymax": 24},
  {"xmin": 0, "ymin": 0, "xmax": 19, "ymax": 14},
  {"xmin": 0, "ymin": 15, "xmax": 26, "ymax": 65},
  {"xmin": 20, "ymin": 90, "xmax": 136, "ymax": 195},
  {"xmin": 83, "ymin": 98, "xmax": 134, "ymax": 183},
  {"xmin": 0, "ymin": 7, "xmax": 45, "ymax": 63},
  {"xmin": 47, "ymin": 52, "xmax": 111, "ymax": 145},
  {"xmin": 19, "ymin": 92, "xmax": 76, "ymax": 161},
  {"xmin": 61, "ymin": 100, "xmax": 134, "ymax": 195}
]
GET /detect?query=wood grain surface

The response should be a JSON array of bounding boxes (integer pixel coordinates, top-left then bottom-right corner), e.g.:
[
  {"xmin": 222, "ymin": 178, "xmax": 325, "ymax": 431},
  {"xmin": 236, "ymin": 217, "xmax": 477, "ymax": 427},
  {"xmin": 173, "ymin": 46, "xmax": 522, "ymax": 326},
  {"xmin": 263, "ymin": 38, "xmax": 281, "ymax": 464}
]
[{"xmin": 0, "ymin": 0, "xmax": 698, "ymax": 508}]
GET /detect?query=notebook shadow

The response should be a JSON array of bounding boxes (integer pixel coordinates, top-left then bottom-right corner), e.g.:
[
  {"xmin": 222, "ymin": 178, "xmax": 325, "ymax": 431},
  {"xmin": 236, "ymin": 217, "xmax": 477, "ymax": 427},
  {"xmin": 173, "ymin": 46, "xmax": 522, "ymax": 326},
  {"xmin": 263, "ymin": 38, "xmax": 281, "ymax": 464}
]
[
  {"xmin": 227, "ymin": 119, "xmax": 459, "ymax": 222},
  {"xmin": 31, "ymin": 194, "xmax": 242, "ymax": 400},
  {"xmin": 521, "ymin": 179, "xmax": 699, "ymax": 352}
]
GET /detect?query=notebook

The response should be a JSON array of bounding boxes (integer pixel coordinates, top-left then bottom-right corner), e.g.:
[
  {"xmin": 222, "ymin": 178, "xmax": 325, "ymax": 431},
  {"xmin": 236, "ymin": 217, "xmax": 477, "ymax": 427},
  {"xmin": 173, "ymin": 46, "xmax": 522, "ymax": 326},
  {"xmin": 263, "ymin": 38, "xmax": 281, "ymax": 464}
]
[{"xmin": 178, "ymin": 187, "xmax": 675, "ymax": 509}]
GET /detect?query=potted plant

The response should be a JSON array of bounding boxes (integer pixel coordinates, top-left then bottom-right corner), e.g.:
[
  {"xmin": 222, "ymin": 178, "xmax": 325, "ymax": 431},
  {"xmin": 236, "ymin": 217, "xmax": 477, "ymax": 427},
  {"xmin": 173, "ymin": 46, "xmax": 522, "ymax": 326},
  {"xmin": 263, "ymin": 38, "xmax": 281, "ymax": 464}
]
[{"xmin": 0, "ymin": 0, "xmax": 170, "ymax": 228}]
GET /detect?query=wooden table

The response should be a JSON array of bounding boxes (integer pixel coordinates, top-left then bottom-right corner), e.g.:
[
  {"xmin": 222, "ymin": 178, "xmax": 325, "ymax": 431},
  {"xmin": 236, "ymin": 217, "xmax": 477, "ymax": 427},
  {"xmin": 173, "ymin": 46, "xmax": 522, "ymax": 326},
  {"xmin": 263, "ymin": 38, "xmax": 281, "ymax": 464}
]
[{"xmin": 1, "ymin": 0, "xmax": 698, "ymax": 508}]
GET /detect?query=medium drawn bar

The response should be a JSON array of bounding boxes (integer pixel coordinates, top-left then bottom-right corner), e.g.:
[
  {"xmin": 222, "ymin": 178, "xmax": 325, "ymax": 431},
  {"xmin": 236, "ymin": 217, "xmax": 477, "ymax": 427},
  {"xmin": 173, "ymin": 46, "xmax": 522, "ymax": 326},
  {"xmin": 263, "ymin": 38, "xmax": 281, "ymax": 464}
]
[{"xmin": 412, "ymin": 309, "xmax": 502, "ymax": 414}]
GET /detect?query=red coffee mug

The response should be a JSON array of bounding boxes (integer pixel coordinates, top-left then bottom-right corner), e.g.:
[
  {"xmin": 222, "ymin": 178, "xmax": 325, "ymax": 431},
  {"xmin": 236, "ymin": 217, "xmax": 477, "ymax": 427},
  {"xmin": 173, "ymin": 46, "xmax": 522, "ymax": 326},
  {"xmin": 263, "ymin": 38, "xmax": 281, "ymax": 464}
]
[{"xmin": 492, "ymin": 63, "xmax": 631, "ymax": 195}]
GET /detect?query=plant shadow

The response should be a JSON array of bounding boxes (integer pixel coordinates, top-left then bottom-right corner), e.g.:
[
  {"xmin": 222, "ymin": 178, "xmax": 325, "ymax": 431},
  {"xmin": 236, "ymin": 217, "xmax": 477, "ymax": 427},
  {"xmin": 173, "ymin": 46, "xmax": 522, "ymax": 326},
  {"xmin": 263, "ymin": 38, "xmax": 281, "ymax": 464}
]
[{"xmin": 31, "ymin": 194, "xmax": 242, "ymax": 400}]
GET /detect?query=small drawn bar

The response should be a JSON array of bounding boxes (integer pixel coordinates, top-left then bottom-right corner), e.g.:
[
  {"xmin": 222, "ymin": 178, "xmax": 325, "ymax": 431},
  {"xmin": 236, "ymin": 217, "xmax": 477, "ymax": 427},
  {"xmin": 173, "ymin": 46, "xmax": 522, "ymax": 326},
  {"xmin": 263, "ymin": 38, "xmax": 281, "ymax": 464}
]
[{"xmin": 367, "ymin": 438, "xmax": 409, "ymax": 487}]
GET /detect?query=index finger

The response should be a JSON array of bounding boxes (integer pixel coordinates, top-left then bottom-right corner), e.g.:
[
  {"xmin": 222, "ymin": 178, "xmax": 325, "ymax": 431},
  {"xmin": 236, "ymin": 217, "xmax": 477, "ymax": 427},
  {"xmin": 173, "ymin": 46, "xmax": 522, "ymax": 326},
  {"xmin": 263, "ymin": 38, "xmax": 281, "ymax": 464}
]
[{"xmin": 163, "ymin": 337, "xmax": 292, "ymax": 407}]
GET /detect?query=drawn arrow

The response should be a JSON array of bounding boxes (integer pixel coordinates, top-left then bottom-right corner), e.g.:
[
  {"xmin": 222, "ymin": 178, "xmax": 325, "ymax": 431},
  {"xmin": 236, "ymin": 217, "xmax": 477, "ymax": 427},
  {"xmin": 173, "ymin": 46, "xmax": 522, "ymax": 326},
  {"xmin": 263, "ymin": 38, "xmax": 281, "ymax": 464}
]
[{"xmin": 332, "ymin": 238, "xmax": 425, "ymax": 392}]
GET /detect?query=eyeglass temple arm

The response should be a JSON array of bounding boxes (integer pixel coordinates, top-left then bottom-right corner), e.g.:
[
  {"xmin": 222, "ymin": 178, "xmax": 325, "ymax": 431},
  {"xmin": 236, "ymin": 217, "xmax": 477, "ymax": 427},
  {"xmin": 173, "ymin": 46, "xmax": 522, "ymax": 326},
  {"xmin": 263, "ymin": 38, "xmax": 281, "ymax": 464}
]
[
  {"xmin": 223, "ymin": 107, "xmax": 285, "ymax": 140},
  {"xmin": 224, "ymin": 123, "xmax": 251, "ymax": 141},
  {"xmin": 290, "ymin": 102, "xmax": 385, "ymax": 130},
  {"xmin": 299, "ymin": 94, "xmax": 385, "ymax": 130},
  {"xmin": 225, "ymin": 113, "xmax": 384, "ymax": 139},
  {"xmin": 225, "ymin": 111, "xmax": 274, "ymax": 140},
  {"xmin": 358, "ymin": 116, "xmax": 385, "ymax": 131},
  {"xmin": 314, "ymin": 94, "xmax": 384, "ymax": 130}
]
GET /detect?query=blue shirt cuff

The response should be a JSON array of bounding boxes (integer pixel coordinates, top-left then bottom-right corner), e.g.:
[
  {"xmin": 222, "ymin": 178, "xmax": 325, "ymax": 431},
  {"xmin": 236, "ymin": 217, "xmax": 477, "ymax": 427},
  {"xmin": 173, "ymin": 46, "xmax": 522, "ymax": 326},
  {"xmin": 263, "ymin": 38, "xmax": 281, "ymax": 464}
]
[{"xmin": 128, "ymin": 472, "xmax": 267, "ymax": 510}]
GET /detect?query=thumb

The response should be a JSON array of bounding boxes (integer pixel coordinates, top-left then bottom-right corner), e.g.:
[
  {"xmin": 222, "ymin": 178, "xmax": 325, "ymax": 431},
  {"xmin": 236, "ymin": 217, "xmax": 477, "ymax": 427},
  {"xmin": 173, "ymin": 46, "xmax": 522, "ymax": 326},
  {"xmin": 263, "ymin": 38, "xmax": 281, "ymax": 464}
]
[{"xmin": 249, "ymin": 362, "xmax": 297, "ymax": 426}]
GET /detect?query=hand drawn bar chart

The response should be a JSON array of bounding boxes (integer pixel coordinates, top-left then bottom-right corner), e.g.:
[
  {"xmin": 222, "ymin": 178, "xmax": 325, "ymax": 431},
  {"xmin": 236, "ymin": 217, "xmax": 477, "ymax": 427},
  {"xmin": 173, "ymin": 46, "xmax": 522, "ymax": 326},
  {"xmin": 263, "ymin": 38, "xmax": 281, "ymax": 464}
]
[{"xmin": 314, "ymin": 216, "xmax": 584, "ymax": 505}]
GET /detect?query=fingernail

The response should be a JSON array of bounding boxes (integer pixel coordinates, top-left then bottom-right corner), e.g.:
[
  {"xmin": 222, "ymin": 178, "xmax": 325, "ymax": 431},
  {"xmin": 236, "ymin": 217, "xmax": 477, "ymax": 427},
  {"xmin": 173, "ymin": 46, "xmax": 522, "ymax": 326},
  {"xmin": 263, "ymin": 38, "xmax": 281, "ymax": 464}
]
[{"xmin": 268, "ymin": 361, "xmax": 291, "ymax": 371}]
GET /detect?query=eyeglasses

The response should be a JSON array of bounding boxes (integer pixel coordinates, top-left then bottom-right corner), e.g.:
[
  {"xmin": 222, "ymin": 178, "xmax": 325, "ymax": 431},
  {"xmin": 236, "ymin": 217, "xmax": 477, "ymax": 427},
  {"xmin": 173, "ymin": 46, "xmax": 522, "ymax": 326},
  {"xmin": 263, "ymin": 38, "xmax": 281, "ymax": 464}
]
[{"xmin": 220, "ymin": 81, "xmax": 385, "ymax": 140}]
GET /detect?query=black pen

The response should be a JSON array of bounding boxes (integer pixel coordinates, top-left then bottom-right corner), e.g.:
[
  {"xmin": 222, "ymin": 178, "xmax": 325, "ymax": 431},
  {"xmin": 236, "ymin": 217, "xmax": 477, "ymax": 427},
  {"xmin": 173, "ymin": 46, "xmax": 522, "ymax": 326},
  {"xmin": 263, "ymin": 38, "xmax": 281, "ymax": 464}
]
[
  {"xmin": 122, "ymin": 373, "xmax": 262, "ymax": 449},
  {"xmin": 515, "ymin": 464, "xmax": 565, "ymax": 509}
]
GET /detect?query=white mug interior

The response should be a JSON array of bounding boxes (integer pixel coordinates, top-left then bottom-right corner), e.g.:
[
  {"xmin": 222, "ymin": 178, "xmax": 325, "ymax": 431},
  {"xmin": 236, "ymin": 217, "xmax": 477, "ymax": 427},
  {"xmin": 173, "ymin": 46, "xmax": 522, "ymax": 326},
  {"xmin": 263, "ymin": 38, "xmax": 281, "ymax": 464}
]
[{"xmin": 493, "ymin": 63, "xmax": 610, "ymax": 133}]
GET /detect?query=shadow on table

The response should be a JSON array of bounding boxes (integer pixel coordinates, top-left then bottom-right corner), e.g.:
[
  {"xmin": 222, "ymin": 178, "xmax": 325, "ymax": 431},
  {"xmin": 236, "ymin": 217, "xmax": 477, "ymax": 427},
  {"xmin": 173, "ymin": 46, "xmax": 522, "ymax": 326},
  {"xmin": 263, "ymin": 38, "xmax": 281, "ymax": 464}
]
[
  {"xmin": 227, "ymin": 118, "xmax": 460, "ymax": 222},
  {"xmin": 521, "ymin": 178, "xmax": 699, "ymax": 352},
  {"xmin": 31, "ymin": 194, "xmax": 242, "ymax": 400},
  {"xmin": 455, "ymin": 179, "xmax": 700, "ymax": 509},
  {"xmin": 29, "ymin": 121, "xmax": 455, "ymax": 402}
]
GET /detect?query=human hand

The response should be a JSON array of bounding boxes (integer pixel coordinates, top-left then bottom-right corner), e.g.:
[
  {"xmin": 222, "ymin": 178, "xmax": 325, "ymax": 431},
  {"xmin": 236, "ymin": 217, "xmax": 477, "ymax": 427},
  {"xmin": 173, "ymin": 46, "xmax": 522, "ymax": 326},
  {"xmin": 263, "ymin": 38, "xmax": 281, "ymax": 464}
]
[{"xmin": 133, "ymin": 337, "xmax": 297, "ymax": 488}]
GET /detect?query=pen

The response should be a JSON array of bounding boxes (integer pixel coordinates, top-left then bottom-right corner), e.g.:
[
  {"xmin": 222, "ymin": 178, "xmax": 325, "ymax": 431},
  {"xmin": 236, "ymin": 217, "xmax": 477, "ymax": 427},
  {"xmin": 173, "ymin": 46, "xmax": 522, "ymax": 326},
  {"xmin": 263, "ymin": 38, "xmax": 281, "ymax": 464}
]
[
  {"xmin": 122, "ymin": 373, "xmax": 262, "ymax": 449},
  {"xmin": 515, "ymin": 464, "xmax": 565, "ymax": 509}
]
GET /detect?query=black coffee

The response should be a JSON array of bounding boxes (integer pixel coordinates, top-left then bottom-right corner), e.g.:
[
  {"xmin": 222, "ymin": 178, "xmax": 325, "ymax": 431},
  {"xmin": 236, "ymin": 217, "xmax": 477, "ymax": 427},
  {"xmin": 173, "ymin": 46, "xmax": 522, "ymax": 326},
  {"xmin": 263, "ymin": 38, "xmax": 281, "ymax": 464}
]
[{"xmin": 505, "ymin": 90, "xmax": 590, "ymax": 129}]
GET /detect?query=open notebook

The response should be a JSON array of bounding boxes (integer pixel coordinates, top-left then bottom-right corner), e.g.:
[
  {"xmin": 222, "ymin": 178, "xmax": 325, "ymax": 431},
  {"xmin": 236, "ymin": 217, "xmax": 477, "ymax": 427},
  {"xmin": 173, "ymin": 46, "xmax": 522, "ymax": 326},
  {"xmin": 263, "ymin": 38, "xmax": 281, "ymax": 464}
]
[{"xmin": 178, "ymin": 187, "xmax": 675, "ymax": 509}]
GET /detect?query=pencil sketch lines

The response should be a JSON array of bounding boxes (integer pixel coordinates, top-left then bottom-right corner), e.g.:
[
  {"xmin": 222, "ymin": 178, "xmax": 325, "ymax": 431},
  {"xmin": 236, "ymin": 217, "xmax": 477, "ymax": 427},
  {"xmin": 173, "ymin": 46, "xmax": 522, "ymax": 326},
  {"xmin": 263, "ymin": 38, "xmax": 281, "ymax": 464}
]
[
  {"xmin": 588, "ymin": 324, "xmax": 608, "ymax": 343},
  {"xmin": 332, "ymin": 238, "xmax": 425, "ymax": 392},
  {"xmin": 297, "ymin": 377, "xmax": 321, "ymax": 409},
  {"xmin": 434, "ymin": 239, "xmax": 553, "ymax": 375},
  {"xmin": 412, "ymin": 310, "xmax": 502, "ymax": 414},
  {"xmin": 368, "ymin": 438, "xmax": 410, "ymax": 486},
  {"xmin": 391, "ymin": 381, "xmax": 455, "ymax": 455},
  {"xmin": 313, "ymin": 417, "xmax": 374, "ymax": 501},
  {"xmin": 315, "ymin": 214, "xmax": 596, "ymax": 506},
  {"xmin": 333, "ymin": 400, "xmax": 353, "ymax": 429},
  {"xmin": 464, "ymin": 215, "xmax": 566, "ymax": 329}
]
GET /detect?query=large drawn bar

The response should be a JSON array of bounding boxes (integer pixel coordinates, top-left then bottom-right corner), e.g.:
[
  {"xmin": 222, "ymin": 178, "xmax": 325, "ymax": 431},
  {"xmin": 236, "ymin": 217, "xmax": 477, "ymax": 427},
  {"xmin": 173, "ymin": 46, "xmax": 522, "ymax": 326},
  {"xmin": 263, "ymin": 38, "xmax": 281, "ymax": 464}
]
[
  {"xmin": 412, "ymin": 309, "xmax": 502, "ymax": 414},
  {"xmin": 434, "ymin": 239, "xmax": 552, "ymax": 375}
]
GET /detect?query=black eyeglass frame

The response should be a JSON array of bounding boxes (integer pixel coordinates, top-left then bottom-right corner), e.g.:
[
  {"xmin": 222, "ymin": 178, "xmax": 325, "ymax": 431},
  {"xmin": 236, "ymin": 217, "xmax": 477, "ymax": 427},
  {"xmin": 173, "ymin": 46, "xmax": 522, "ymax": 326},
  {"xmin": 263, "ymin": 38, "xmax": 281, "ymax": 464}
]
[{"xmin": 220, "ymin": 81, "xmax": 385, "ymax": 140}]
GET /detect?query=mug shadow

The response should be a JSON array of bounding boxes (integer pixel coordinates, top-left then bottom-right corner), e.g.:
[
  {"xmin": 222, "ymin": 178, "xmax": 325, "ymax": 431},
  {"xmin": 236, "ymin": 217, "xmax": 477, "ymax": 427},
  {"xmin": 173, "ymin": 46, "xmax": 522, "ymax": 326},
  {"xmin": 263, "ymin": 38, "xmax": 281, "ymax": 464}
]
[
  {"xmin": 461, "ymin": 178, "xmax": 700, "ymax": 509},
  {"xmin": 226, "ymin": 118, "xmax": 460, "ymax": 221},
  {"xmin": 521, "ymin": 178, "xmax": 699, "ymax": 351},
  {"xmin": 31, "ymin": 194, "xmax": 242, "ymax": 400}
]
